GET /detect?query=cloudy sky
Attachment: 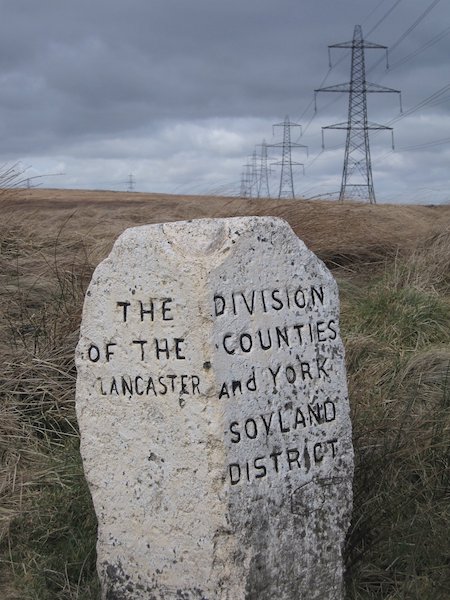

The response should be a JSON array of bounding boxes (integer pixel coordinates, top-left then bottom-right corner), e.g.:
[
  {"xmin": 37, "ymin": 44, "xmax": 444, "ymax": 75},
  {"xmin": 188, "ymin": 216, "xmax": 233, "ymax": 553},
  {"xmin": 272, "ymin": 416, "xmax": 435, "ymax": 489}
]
[{"xmin": 0, "ymin": 0, "xmax": 449, "ymax": 203}]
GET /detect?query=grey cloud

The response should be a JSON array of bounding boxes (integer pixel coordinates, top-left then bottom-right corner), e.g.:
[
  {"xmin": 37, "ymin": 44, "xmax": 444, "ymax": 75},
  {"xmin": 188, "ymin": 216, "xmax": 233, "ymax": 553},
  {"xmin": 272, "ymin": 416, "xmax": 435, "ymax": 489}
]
[{"xmin": 0, "ymin": 0, "xmax": 449, "ymax": 201}]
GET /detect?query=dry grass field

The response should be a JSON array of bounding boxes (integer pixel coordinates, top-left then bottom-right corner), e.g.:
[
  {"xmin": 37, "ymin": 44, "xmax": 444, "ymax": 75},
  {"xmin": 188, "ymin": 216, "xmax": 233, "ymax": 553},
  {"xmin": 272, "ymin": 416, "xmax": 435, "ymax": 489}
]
[
  {"xmin": 1, "ymin": 188, "xmax": 449, "ymax": 599},
  {"xmin": 6, "ymin": 187, "xmax": 450, "ymax": 263}
]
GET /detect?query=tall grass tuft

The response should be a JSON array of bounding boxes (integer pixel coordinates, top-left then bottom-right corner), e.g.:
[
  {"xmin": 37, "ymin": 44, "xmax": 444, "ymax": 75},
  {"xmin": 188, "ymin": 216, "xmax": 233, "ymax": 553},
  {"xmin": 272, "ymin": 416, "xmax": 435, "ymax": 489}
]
[
  {"xmin": 0, "ymin": 214, "xmax": 100, "ymax": 599},
  {"xmin": 344, "ymin": 232, "xmax": 450, "ymax": 599}
]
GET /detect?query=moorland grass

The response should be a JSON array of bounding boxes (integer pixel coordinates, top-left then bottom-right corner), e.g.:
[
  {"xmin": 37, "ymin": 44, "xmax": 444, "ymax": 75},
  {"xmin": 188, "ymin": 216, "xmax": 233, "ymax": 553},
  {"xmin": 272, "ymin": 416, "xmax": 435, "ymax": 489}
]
[
  {"xmin": 0, "ymin": 197, "xmax": 449, "ymax": 599},
  {"xmin": 343, "ymin": 233, "xmax": 450, "ymax": 599}
]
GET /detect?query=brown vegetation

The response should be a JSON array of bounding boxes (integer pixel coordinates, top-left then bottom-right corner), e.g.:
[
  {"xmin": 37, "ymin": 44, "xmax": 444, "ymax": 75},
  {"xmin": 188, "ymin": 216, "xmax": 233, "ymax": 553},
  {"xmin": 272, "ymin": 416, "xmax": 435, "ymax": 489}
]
[
  {"xmin": 7, "ymin": 187, "xmax": 450, "ymax": 265},
  {"xmin": 1, "ymin": 188, "xmax": 449, "ymax": 599}
]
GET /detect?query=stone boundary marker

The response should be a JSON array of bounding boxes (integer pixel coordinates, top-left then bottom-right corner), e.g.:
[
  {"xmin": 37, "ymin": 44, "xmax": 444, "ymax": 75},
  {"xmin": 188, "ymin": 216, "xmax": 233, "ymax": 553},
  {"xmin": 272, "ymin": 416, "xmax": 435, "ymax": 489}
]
[{"xmin": 75, "ymin": 216, "xmax": 354, "ymax": 600}]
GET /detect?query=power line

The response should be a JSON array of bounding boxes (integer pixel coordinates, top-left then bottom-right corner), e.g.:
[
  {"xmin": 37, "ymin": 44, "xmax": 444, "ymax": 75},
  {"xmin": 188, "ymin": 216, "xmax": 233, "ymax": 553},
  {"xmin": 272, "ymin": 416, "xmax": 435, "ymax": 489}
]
[
  {"xmin": 388, "ymin": 24, "xmax": 450, "ymax": 71},
  {"xmin": 386, "ymin": 83, "xmax": 450, "ymax": 126},
  {"xmin": 366, "ymin": 0, "xmax": 403, "ymax": 36},
  {"xmin": 362, "ymin": 84, "xmax": 450, "ymax": 170},
  {"xmin": 362, "ymin": 0, "xmax": 392, "ymax": 26},
  {"xmin": 363, "ymin": 83, "xmax": 450, "ymax": 172},
  {"xmin": 367, "ymin": 0, "xmax": 442, "ymax": 75},
  {"xmin": 391, "ymin": 0, "xmax": 441, "ymax": 49},
  {"xmin": 396, "ymin": 136, "xmax": 450, "ymax": 152}
]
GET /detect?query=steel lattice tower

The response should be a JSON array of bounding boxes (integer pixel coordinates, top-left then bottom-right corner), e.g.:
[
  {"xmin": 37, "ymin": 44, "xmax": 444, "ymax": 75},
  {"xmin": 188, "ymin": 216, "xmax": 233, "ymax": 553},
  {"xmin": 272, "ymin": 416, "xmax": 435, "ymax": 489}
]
[
  {"xmin": 239, "ymin": 170, "xmax": 248, "ymax": 198},
  {"xmin": 270, "ymin": 115, "xmax": 307, "ymax": 199},
  {"xmin": 250, "ymin": 150, "xmax": 259, "ymax": 198},
  {"xmin": 257, "ymin": 139, "xmax": 271, "ymax": 198},
  {"xmin": 316, "ymin": 25, "xmax": 401, "ymax": 203},
  {"xmin": 127, "ymin": 173, "xmax": 135, "ymax": 192},
  {"xmin": 240, "ymin": 161, "xmax": 252, "ymax": 198}
]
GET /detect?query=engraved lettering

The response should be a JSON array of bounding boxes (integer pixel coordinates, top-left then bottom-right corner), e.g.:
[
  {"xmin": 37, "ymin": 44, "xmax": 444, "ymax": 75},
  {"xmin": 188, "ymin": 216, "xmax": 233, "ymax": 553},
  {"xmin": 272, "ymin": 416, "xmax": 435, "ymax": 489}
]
[
  {"xmin": 214, "ymin": 295, "xmax": 225, "ymax": 317},
  {"xmin": 161, "ymin": 298, "xmax": 173, "ymax": 321},
  {"xmin": 133, "ymin": 339, "xmax": 147, "ymax": 361},
  {"xmin": 254, "ymin": 456, "xmax": 267, "ymax": 479},
  {"xmin": 88, "ymin": 344, "xmax": 100, "ymax": 362},
  {"xmin": 106, "ymin": 342, "xmax": 116, "ymax": 362},
  {"xmin": 230, "ymin": 422, "xmax": 240, "ymax": 443},
  {"xmin": 269, "ymin": 365, "xmax": 281, "ymax": 386},
  {"xmin": 117, "ymin": 300, "xmax": 130, "ymax": 322},
  {"xmin": 229, "ymin": 463, "xmax": 241, "ymax": 485}
]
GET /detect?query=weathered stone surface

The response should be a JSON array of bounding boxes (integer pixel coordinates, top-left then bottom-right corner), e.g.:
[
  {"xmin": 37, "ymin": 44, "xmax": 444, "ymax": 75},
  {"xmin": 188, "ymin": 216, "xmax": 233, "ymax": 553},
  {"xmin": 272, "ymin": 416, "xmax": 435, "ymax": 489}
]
[{"xmin": 75, "ymin": 216, "xmax": 353, "ymax": 600}]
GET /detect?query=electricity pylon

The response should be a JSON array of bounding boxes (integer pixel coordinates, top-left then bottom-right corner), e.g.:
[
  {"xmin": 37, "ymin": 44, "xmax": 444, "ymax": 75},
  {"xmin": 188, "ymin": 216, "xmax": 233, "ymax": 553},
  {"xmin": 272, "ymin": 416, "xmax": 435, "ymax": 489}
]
[
  {"xmin": 240, "ymin": 161, "xmax": 252, "ymax": 198},
  {"xmin": 269, "ymin": 115, "xmax": 308, "ymax": 199},
  {"xmin": 127, "ymin": 173, "xmax": 135, "ymax": 192},
  {"xmin": 239, "ymin": 170, "xmax": 249, "ymax": 198},
  {"xmin": 257, "ymin": 139, "xmax": 270, "ymax": 198},
  {"xmin": 315, "ymin": 24, "xmax": 402, "ymax": 203},
  {"xmin": 250, "ymin": 150, "xmax": 259, "ymax": 198}
]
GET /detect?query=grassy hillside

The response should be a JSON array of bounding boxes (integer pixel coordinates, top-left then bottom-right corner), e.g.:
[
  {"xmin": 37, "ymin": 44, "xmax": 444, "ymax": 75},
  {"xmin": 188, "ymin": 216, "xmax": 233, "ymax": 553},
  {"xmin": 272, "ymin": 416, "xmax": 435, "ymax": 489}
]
[{"xmin": 1, "ymin": 189, "xmax": 449, "ymax": 599}]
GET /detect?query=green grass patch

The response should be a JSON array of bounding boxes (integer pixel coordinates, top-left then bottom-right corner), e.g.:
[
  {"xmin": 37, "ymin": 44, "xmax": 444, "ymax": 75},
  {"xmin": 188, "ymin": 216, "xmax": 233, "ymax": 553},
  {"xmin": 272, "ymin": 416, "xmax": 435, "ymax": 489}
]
[
  {"xmin": 6, "ymin": 439, "xmax": 99, "ymax": 600},
  {"xmin": 341, "ymin": 250, "xmax": 450, "ymax": 599},
  {"xmin": 353, "ymin": 286, "xmax": 449, "ymax": 350}
]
